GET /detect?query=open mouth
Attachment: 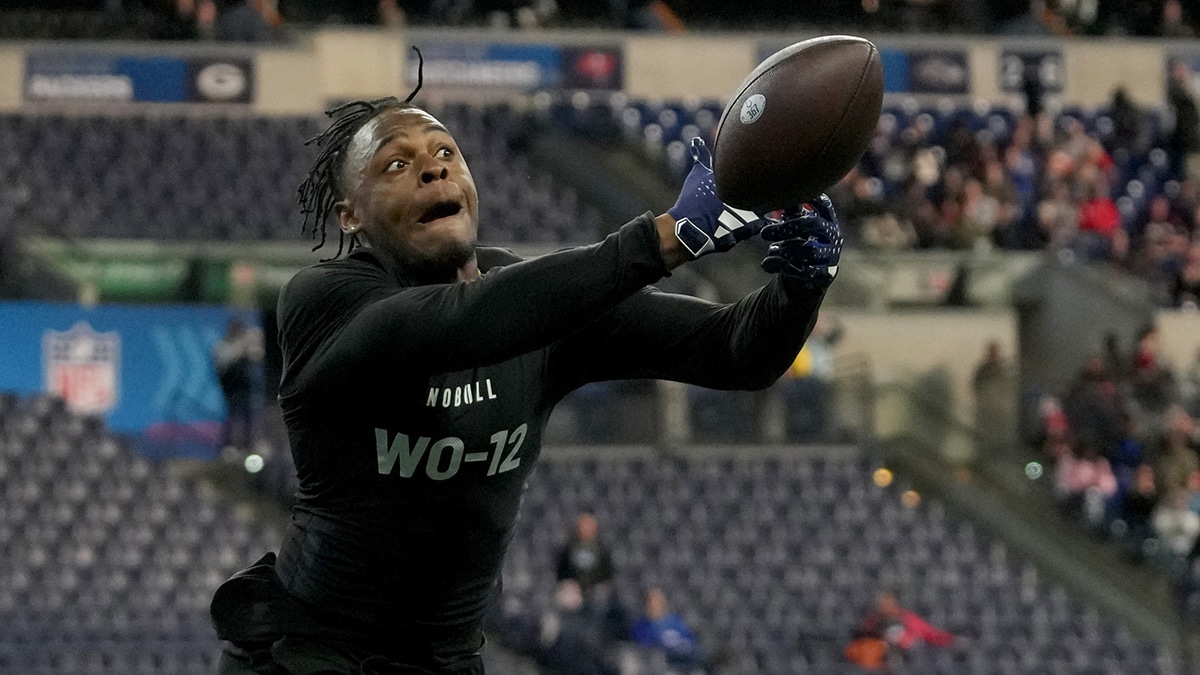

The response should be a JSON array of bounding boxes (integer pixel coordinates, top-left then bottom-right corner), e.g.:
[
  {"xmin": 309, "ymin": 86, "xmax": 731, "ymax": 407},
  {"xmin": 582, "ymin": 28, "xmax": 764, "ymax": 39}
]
[{"xmin": 418, "ymin": 200, "xmax": 463, "ymax": 224}]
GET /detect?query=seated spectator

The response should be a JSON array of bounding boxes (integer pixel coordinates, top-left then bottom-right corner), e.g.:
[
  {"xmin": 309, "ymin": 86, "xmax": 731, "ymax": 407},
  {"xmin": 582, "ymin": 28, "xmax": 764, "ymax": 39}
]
[
  {"xmin": 1115, "ymin": 464, "xmax": 1159, "ymax": 561},
  {"xmin": 1182, "ymin": 347, "xmax": 1200, "ymax": 416},
  {"xmin": 1173, "ymin": 241, "xmax": 1200, "ymax": 308},
  {"xmin": 556, "ymin": 512, "xmax": 615, "ymax": 596},
  {"xmin": 537, "ymin": 580, "xmax": 618, "ymax": 675},
  {"xmin": 1153, "ymin": 489, "xmax": 1200, "ymax": 578},
  {"xmin": 1155, "ymin": 406, "xmax": 1200, "ymax": 493},
  {"xmin": 1109, "ymin": 87, "xmax": 1147, "ymax": 156},
  {"xmin": 631, "ymin": 588, "xmax": 705, "ymax": 673},
  {"xmin": 1130, "ymin": 326, "xmax": 1179, "ymax": 418},
  {"xmin": 1064, "ymin": 354, "xmax": 1123, "ymax": 458},
  {"xmin": 1055, "ymin": 441, "xmax": 1119, "ymax": 528},
  {"xmin": 1076, "ymin": 177, "xmax": 1122, "ymax": 261},
  {"xmin": 1037, "ymin": 182, "xmax": 1079, "ymax": 250},
  {"xmin": 848, "ymin": 591, "xmax": 958, "ymax": 672}
]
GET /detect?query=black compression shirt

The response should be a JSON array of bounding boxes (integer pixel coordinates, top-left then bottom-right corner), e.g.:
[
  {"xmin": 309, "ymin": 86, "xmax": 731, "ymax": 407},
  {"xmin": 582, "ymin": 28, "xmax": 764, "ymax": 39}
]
[{"xmin": 271, "ymin": 213, "xmax": 825, "ymax": 659}]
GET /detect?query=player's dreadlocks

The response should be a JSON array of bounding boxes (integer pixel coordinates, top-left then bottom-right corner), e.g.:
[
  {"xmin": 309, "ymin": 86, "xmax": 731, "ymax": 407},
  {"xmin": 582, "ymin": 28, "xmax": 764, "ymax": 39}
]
[{"xmin": 298, "ymin": 47, "xmax": 425, "ymax": 258}]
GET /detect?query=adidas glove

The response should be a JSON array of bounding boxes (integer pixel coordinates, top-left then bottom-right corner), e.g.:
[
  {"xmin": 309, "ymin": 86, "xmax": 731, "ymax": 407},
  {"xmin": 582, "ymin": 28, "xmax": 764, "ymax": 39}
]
[
  {"xmin": 760, "ymin": 194, "xmax": 843, "ymax": 290},
  {"xmin": 667, "ymin": 138, "xmax": 766, "ymax": 258}
]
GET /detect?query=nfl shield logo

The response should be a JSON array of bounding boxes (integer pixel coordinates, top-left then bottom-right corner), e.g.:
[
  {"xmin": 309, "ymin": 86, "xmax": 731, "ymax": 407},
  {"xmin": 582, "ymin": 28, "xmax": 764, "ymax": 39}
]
[{"xmin": 43, "ymin": 322, "xmax": 120, "ymax": 415}]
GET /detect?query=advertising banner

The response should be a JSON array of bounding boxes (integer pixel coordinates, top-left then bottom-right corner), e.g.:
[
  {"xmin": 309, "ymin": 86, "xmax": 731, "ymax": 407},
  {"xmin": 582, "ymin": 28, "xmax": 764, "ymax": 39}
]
[
  {"xmin": 25, "ymin": 52, "xmax": 254, "ymax": 103},
  {"xmin": 758, "ymin": 42, "xmax": 969, "ymax": 95},
  {"xmin": 906, "ymin": 50, "xmax": 970, "ymax": 95},
  {"xmin": 407, "ymin": 42, "xmax": 622, "ymax": 91},
  {"xmin": 0, "ymin": 303, "xmax": 259, "ymax": 448}
]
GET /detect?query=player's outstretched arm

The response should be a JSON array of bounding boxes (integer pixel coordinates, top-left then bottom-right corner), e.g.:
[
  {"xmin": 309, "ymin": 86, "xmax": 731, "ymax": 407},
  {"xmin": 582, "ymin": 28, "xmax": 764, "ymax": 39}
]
[
  {"xmin": 282, "ymin": 211, "xmax": 696, "ymax": 391},
  {"xmin": 546, "ymin": 197, "xmax": 841, "ymax": 393}
]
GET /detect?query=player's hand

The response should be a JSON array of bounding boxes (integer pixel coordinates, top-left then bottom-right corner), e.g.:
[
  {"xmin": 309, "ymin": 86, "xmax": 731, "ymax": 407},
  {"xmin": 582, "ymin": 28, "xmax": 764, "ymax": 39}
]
[
  {"xmin": 760, "ymin": 194, "xmax": 842, "ymax": 290},
  {"xmin": 667, "ymin": 138, "xmax": 766, "ymax": 258}
]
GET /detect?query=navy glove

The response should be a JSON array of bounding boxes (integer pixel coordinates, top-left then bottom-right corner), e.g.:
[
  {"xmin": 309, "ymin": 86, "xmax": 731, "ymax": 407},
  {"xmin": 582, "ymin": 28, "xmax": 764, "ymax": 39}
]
[
  {"xmin": 668, "ymin": 138, "xmax": 766, "ymax": 258},
  {"xmin": 760, "ymin": 194, "xmax": 843, "ymax": 290}
]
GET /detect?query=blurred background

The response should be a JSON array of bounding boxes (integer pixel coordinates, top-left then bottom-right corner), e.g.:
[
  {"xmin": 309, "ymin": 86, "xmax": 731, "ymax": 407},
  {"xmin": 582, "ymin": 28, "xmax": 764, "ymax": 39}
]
[{"xmin": 3, "ymin": 1, "xmax": 1200, "ymax": 674}]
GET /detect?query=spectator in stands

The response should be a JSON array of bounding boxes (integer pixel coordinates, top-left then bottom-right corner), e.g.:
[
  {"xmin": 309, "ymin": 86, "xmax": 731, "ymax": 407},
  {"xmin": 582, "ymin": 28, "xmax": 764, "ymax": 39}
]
[
  {"xmin": 207, "ymin": 0, "xmax": 277, "ymax": 40},
  {"xmin": 1064, "ymin": 353, "xmax": 1124, "ymax": 459},
  {"xmin": 1109, "ymin": 87, "xmax": 1147, "ymax": 156},
  {"xmin": 1037, "ymin": 181, "xmax": 1080, "ymax": 250},
  {"xmin": 1173, "ymin": 241, "xmax": 1200, "ymax": 308},
  {"xmin": 1075, "ymin": 177, "xmax": 1122, "ymax": 261},
  {"xmin": 1182, "ymin": 347, "xmax": 1200, "ymax": 416},
  {"xmin": 781, "ymin": 314, "xmax": 841, "ymax": 441},
  {"xmin": 212, "ymin": 317, "xmax": 263, "ymax": 455},
  {"xmin": 956, "ymin": 178, "xmax": 1002, "ymax": 249},
  {"xmin": 849, "ymin": 591, "xmax": 957, "ymax": 672},
  {"xmin": 1153, "ymin": 488, "xmax": 1200, "ymax": 577},
  {"xmin": 1169, "ymin": 59, "xmax": 1200, "ymax": 181},
  {"xmin": 1116, "ymin": 463, "xmax": 1160, "ymax": 561},
  {"xmin": 1162, "ymin": 0, "xmax": 1196, "ymax": 37},
  {"xmin": 1055, "ymin": 441, "xmax": 1119, "ymax": 529},
  {"xmin": 973, "ymin": 340, "xmax": 1016, "ymax": 455},
  {"xmin": 1154, "ymin": 406, "xmax": 1199, "ymax": 493},
  {"xmin": 537, "ymin": 579, "xmax": 618, "ymax": 675},
  {"xmin": 1130, "ymin": 326, "xmax": 1178, "ymax": 419},
  {"xmin": 631, "ymin": 588, "xmax": 705, "ymax": 673},
  {"xmin": 1037, "ymin": 395, "xmax": 1072, "ymax": 460},
  {"xmin": 556, "ymin": 512, "xmax": 615, "ymax": 597}
]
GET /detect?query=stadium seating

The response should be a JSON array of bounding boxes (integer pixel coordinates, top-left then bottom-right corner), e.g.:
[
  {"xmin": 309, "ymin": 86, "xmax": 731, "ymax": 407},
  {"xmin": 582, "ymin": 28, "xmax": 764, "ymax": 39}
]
[
  {"xmin": 501, "ymin": 452, "xmax": 1177, "ymax": 675},
  {"xmin": 593, "ymin": 94, "xmax": 1179, "ymax": 239},
  {"xmin": 0, "ymin": 102, "xmax": 604, "ymax": 245},
  {"xmin": 0, "ymin": 392, "xmax": 274, "ymax": 674},
  {"xmin": 0, "ymin": 390, "xmax": 1179, "ymax": 674}
]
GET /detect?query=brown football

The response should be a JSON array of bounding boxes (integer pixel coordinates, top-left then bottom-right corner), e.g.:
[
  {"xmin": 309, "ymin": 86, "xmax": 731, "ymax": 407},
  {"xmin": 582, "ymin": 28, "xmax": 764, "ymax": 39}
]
[{"xmin": 712, "ymin": 35, "xmax": 884, "ymax": 211}]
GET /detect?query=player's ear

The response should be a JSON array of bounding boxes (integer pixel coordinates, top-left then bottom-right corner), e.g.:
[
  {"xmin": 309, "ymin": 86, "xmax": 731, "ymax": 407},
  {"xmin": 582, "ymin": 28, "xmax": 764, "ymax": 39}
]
[{"xmin": 335, "ymin": 199, "xmax": 361, "ymax": 235}]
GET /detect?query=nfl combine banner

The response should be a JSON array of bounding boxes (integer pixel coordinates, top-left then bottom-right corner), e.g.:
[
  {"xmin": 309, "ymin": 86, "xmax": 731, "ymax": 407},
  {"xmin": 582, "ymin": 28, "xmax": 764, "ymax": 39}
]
[{"xmin": 0, "ymin": 302, "xmax": 258, "ymax": 456}]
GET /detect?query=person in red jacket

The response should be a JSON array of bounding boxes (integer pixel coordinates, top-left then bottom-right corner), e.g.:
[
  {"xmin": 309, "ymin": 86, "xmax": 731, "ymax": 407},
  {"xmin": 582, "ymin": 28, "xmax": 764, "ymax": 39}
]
[
  {"xmin": 847, "ymin": 592, "xmax": 959, "ymax": 672},
  {"xmin": 1076, "ymin": 177, "xmax": 1123, "ymax": 261}
]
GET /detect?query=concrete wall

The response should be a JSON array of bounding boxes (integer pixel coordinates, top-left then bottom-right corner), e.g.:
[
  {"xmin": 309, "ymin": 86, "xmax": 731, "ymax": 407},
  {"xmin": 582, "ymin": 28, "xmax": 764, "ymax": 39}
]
[
  {"xmin": 833, "ymin": 309, "xmax": 1018, "ymax": 422},
  {"xmin": 1155, "ymin": 310, "xmax": 1200, "ymax": 374}
]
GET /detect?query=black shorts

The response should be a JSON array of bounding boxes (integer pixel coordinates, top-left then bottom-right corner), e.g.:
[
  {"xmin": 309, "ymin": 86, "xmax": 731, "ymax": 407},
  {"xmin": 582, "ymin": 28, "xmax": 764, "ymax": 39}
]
[
  {"xmin": 212, "ymin": 553, "xmax": 485, "ymax": 675},
  {"xmin": 217, "ymin": 636, "xmax": 484, "ymax": 675}
]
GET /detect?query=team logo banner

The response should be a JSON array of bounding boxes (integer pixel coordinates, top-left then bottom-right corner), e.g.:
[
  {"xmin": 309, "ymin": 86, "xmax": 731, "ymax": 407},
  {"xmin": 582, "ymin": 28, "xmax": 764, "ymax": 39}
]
[
  {"xmin": 188, "ymin": 58, "xmax": 254, "ymax": 103},
  {"xmin": 561, "ymin": 47, "xmax": 623, "ymax": 90},
  {"xmin": 24, "ymin": 52, "xmax": 255, "ymax": 104},
  {"xmin": 907, "ymin": 51, "xmax": 970, "ymax": 95},
  {"xmin": 0, "ymin": 303, "xmax": 258, "ymax": 444},
  {"xmin": 42, "ymin": 321, "xmax": 120, "ymax": 416}
]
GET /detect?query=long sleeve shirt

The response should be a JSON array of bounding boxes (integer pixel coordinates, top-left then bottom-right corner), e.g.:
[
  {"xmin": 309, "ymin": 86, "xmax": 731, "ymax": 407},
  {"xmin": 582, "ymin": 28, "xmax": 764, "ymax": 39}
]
[{"xmin": 261, "ymin": 213, "xmax": 825, "ymax": 659}]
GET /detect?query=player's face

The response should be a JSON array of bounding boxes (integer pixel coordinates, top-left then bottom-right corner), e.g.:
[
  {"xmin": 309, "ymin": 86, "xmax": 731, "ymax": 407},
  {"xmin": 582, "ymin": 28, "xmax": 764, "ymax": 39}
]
[{"xmin": 338, "ymin": 107, "xmax": 479, "ymax": 273}]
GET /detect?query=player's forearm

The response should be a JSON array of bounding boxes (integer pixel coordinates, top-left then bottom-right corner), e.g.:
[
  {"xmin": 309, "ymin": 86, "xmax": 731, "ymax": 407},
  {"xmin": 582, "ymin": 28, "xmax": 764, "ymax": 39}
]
[
  {"xmin": 689, "ymin": 278, "xmax": 826, "ymax": 390},
  {"xmin": 331, "ymin": 213, "xmax": 670, "ymax": 376}
]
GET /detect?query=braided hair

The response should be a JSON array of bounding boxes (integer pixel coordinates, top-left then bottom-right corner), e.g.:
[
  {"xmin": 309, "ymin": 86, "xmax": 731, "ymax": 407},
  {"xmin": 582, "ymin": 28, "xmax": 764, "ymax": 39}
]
[{"xmin": 297, "ymin": 47, "xmax": 425, "ymax": 258}]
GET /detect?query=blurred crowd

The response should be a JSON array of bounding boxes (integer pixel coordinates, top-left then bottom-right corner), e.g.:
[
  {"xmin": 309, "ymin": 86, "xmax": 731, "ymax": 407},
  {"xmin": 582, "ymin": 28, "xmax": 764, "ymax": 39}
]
[
  {"xmin": 833, "ymin": 65, "xmax": 1200, "ymax": 309},
  {"xmin": 1034, "ymin": 325, "xmax": 1200, "ymax": 592},
  {"xmin": 14, "ymin": 0, "xmax": 1200, "ymax": 35}
]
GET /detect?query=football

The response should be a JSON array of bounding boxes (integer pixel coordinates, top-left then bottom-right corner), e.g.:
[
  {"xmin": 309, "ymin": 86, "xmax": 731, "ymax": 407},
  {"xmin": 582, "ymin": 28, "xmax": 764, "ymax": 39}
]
[{"xmin": 712, "ymin": 35, "xmax": 885, "ymax": 211}]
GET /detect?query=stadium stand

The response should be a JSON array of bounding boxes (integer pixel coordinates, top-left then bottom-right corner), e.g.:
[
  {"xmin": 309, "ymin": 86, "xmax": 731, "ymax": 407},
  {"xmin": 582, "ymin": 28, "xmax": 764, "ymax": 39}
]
[
  {"xmin": 0, "ymin": 392, "xmax": 278, "ymax": 674},
  {"xmin": 491, "ymin": 451, "xmax": 1177, "ymax": 675},
  {"xmin": 597, "ymin": 92, "xmax": 1199, "ymax": 307},
  {"xmin": 0, "ymin": 102, "xmax": 604, "ymax": 245}
]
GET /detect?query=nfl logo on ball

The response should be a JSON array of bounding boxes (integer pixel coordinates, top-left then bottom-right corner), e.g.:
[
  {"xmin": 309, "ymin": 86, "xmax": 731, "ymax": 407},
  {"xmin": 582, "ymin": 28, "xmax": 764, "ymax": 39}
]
[{"xmin": 42, "ymin": 322, "xmax": 120, "ymax": 415}]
